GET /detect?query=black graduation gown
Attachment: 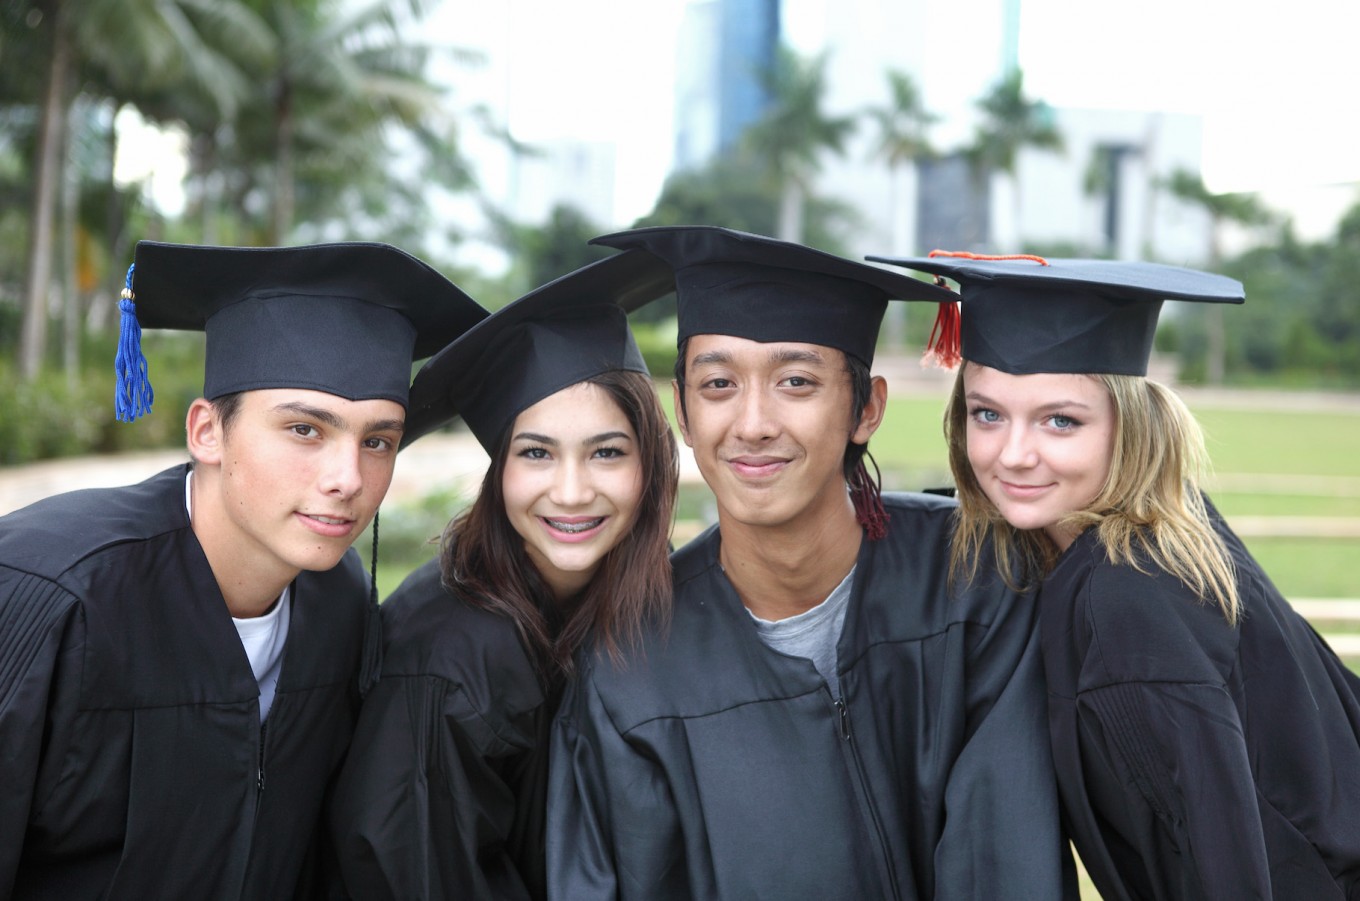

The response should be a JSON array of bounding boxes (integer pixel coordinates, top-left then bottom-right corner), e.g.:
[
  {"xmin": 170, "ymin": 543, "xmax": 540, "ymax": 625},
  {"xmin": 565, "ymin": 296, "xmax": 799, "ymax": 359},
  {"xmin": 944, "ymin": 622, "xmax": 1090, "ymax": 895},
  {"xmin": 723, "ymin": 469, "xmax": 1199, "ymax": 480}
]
[
  {"xmin": 329, "ymin": 557, "xmax": 559, "ymax": 900},
  {"xmin": 548, "ymin": 492, "xmax": 1074, "ymax": 901},
  {"xmin": 0, "ymin": 464, "xmax": 369, "ymax": 899},
  {"xmin": 1040, "ymin": 499, "xmax": 1360, "ymax": 900}
]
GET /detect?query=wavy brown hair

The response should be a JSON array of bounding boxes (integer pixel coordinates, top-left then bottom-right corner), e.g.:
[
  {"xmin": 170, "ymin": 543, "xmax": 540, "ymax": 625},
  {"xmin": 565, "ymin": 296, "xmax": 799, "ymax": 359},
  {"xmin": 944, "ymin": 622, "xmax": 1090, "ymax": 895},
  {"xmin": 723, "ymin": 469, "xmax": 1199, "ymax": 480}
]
[
  {"xmin": 440, "ymin": 370, "xmax": 678, "ymax": 680},
  {"xmin": 945, "ymin": 365, "xmax": 1241, "ymax": 624}
]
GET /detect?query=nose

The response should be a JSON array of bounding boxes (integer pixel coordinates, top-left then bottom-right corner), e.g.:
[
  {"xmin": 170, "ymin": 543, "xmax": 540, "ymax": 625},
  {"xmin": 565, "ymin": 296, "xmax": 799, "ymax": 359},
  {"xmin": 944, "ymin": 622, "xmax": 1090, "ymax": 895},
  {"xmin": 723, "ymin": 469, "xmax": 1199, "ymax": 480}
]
[
  {"xmin": 549, "ymin": 457, "xmax": 595, "ymax": 508},
  {"xmin": 319, "ymin": 442, "xmax": 365, "ymax": 500},
  {"xmin": 997, "ymin": 424, "xmax": 1037, "ymax": 470},
  {"xmin": 733, "ymin": 386, "xmax": 777, "ymax": 444}
]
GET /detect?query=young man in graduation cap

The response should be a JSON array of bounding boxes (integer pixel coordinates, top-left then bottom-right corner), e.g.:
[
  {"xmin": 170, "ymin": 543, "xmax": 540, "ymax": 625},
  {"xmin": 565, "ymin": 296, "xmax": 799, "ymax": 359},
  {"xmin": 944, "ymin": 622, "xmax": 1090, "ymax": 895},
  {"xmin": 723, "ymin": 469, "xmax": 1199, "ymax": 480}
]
[
  {"xmin": 547, "ymin": 226, "xmax": 1075, "ymax": 900},
  {"xmin": 0, "ymin": 241, "xmax": 484, "ymax": 899}
]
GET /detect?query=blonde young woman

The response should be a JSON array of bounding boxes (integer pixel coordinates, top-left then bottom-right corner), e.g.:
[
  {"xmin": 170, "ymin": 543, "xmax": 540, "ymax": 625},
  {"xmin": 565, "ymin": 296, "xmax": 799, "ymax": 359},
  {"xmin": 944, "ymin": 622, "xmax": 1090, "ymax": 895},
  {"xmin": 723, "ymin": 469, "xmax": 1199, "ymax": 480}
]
[
  {"xmin": 328, "ymin": 250, "xmax": 678, "ymax": 900},
  {"xmin": 871, "ymin": 252, "xmax": 1360, "ymax": 901}
]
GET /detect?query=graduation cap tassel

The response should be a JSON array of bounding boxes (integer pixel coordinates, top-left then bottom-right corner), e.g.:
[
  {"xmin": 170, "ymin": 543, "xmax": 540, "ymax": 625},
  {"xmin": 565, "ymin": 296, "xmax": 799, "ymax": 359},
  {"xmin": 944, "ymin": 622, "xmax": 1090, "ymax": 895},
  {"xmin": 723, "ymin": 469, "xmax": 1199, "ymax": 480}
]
[
  {"xmin": 849, "ymin": 452, "xmax": 890, "ymax": 541},
  {"xmin": 921, "ymin": 293, "xmax": 961, "ymax": 370},
  {"xmin": 358, "ymin": 510, "xmax": 383, "ymax": 698},
  {"xmin": 918, "ymin": 251, "xmax": 1050, "ymax": 370},
  {"xmin": 114, "ymin": 263, "xmax": 155, "ymax": 421}
]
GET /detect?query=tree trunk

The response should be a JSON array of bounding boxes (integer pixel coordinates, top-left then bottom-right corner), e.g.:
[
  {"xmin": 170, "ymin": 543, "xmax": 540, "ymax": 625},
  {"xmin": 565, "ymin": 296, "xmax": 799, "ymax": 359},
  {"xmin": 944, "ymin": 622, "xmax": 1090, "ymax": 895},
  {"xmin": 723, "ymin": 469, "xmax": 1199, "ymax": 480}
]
[
  {"xmin": 1205, "ymin": 219, "xmax": 1225, "ymax": 384},
  {"xmin": 776, "ymin": 179, "xmax": 804, "ymax": 244},
  {"xmin": 883, "ymin": 162, "xmax": 907, "ymax": 351},
  {"xmin": 1205, "ymin": 304, "xmax": 1225, "ymax": 384},
  {"xmin": 191, "ymin": 129, "xmax": 221, "ymax": 244},
  {"xmin": 19, "ymin": 6, "xmax": 72, "ymax": 381},
  {"xmin": 105, "ymin": 103, "xmax": 131, "ymax": 291},
  {"xmin": 61, "ymin": 96, "xmax": 81, "ymax": 388},
  {"xmin": 271, "ymin": 77, "xmax": 294, "ymax": 244}
]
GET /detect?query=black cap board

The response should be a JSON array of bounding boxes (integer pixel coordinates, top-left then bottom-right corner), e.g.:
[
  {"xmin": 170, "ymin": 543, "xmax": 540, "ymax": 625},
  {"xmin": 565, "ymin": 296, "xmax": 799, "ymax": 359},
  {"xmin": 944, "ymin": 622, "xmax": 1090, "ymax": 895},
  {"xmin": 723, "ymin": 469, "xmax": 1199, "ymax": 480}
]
[
  {"xmin": 866, "ymin": 254, "xmax": 1245, "ymax": 376},
  {"xmin": 590, "ymin": 225, "xmax": 957, "ymax": 365},
  {"xmin": 402, "ymin": 248, "xmax": 675, "ymax": 450},
  {"xmin": 117, "ymin": 241, "xmax": 487, "ymax": 419}
]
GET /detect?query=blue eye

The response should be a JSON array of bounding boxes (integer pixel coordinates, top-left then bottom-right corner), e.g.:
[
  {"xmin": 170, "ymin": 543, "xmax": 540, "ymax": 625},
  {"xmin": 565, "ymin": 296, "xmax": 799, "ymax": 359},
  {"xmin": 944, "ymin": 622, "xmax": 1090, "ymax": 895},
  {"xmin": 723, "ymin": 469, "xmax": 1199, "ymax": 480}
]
[{"xmin": 969, "ymin": 407, "xmax": 1000, "ymax": 424}]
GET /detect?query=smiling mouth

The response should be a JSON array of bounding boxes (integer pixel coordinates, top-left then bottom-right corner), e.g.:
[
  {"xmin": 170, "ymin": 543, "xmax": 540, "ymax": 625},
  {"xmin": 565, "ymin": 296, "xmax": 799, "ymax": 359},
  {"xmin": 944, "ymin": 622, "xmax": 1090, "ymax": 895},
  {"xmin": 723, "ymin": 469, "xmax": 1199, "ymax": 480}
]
[
  {"xmin": 728, "ymin": 457, "xmax": 788, "ymax": 477},
  {"xmin": 1000, "ymin": 480, "xmax": 1053, "ymax": 497},
  {"xmin": 308, "ymin": 514, "xmax": 351, "ymax": 525},
  {"xmin": 544, "ymin": 517, "xmax": 605, "ymax": 534}
]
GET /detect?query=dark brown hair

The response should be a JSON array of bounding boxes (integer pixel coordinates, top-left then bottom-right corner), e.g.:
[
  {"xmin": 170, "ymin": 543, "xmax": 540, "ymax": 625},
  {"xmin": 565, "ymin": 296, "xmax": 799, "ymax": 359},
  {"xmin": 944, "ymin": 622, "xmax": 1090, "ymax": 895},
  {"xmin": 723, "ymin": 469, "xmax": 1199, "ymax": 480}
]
[
  {"xmin": 211, "ymin": 391, "xmax": 245, "ymax": 435},
  {"xmin": 440, "ymin": 370, "xmax": 678, "ymax": 680}
]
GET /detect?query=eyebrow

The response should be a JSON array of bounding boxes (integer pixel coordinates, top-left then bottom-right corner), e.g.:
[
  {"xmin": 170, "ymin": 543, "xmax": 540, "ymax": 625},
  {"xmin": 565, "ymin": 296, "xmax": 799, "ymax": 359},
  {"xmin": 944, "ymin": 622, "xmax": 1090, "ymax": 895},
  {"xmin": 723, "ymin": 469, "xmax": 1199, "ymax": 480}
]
[
  {"xmin": 689, "ymin": 347, "xmax": 829, "ymax": 368},
  {"xmin": 768, "ymin": 347, "xmax": 826, "ymax": 366},
  {"xmin": 689, "ymin": 349, "xmax": 733, "ymax": 368},
  {"xmin": 511, "ymin": 430, "xmax": 634, "ymax": 446},
  {"xmin": 272, "ymin": 401, "xmax": 405, "ymax": 434},
  {"xmin": 965, "ymin": 391, "xmax": 1094, "ymax": 413}
]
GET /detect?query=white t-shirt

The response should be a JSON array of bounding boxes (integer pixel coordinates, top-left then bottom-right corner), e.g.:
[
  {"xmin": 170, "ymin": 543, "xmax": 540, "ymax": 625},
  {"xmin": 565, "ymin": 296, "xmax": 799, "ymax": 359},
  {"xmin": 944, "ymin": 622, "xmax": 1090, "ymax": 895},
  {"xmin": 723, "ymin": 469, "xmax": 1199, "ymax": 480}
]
[{"xmin": 186, "ymin": 473, "xmax": 291, "ymax": 722}]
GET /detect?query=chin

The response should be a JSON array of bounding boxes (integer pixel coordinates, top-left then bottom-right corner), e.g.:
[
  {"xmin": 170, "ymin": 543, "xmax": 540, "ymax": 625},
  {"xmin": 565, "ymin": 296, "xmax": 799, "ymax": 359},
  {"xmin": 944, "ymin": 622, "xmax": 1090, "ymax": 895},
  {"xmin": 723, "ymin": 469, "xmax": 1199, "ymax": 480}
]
[{"xmin": 290, "ymin": 547, "xmax": 351, "ymax": 573}]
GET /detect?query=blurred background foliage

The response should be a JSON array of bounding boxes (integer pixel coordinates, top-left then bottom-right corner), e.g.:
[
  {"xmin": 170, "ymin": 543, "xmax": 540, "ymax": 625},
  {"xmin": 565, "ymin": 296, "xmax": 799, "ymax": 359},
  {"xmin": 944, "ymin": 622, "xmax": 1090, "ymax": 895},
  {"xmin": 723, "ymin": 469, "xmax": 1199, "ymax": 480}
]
[{"xmin": 2, "ymin": 0, "xmax": 1359, "ymax": 466}]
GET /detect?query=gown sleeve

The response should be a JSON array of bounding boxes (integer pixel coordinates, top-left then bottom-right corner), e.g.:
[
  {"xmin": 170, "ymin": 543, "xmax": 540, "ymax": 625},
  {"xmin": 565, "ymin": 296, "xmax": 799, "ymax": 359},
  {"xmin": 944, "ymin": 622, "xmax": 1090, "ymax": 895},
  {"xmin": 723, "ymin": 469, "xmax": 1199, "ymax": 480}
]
[
  {"xmin": 1073, "ymin": 567, "xmax": 1274, "ymax": 899},
  {"xmin": 932, "ymin": 591, "xmax": 1078, "ymax": 901},
  {"xmin": 0, "ymin": 570, "xmax": 80, "ymax": 897},
  {"xmin": 1078, "ymin": 679, "xmax": 1272, "ymax": 896},
  {"xmin": 329, "ymin": 670, "xmax": 532, "ymax": 900},
  {"xmin": 546, "ymin": 668, "xmax": 685, "ymax": 901}
]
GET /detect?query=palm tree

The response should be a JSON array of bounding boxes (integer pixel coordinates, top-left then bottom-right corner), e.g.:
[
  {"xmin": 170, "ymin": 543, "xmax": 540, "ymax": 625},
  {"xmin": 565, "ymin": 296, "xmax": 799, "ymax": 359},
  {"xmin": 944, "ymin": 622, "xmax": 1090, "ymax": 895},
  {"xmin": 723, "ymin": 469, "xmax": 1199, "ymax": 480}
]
[
  {"xmin": 969, "ymin": 69, "xmax": 1063, "ymax": 248},
  {"xmin": 742, "ymin": 46, "xmax": 856, "ymax": 243},
  {"xmin": 244, "ymin": 0, "xmax": 446, "ymax": 243},
  {"xmin": 866, "ymin": 69, "xmax": 936, "ymax": 255},
  {"xmin": 1164, "ymin": 168, "xmax": 1274, "ymax": 383},
  {"xmin": 15, "ymin": 0, "xmax": 266, "ymax": 380},
  {"xmin": 865, "ymin": 69, "xmax": 936, "ymax": 350}
]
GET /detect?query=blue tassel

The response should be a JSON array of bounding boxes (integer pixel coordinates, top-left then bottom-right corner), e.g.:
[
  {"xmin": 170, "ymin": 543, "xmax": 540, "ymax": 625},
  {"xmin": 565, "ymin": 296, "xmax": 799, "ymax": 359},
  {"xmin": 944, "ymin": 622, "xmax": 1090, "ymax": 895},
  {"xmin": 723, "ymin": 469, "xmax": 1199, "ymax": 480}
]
[{"xmin": 114, "ymin": 263, "xmax": 154, "ymax": 422}]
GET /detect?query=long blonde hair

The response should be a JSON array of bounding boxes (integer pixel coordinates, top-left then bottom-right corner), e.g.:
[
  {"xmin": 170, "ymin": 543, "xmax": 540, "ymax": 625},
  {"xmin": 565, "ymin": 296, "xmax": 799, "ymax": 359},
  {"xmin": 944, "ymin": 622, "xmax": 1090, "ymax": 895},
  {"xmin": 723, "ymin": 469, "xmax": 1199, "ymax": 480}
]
[{"xmin": 945, "ymin": 365, "xmax": 1241, "ymax": 624}]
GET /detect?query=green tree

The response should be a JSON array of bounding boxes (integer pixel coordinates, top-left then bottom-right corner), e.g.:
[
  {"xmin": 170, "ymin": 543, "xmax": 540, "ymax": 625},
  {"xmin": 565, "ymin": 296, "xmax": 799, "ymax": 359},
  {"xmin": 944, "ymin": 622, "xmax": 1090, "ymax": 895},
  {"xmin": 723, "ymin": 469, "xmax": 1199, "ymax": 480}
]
[
  {"xmin": 865, "ymin": 69, "xmax": 935, "ymax": 254},
  {"xmin": 638, "ymin": 153, "xmax": 859, "ymax": 252},
  {"xmin": 239, "ymin": 0, "xmax": 448, "ymax": 243},
  {"xmin": 865, "ymin": 69, "xmax": 936, "ymax": 350},
  {"xmin": 742, "ymin": 46, "xmax": 857, "ymax": 243},
  {"xmin": 487, "ymin": 203, "xmax": 612, "ymax": 305},
  {"xmin": 1165, "ymin": 168, "xmax": 1275, "ymax": 383},
  {"xmin": 11, "ymin": 0, "xmax": 265, "ymax": 380},
  {"xmin": 969, "ymin": 69, "xmax": 1063, "ymax": 246}
]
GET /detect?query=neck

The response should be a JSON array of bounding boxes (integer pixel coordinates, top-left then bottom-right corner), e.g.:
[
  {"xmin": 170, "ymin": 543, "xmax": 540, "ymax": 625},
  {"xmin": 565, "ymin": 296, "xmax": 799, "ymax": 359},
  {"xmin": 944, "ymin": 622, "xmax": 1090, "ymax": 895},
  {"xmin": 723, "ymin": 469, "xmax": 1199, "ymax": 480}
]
[
  {"xmin": 717, "ymin": 498, "xmax": 862, "ymax": 621},
  {"xmin": 190, "ymin": 469, "xmax": 298, "ymax": 618}
]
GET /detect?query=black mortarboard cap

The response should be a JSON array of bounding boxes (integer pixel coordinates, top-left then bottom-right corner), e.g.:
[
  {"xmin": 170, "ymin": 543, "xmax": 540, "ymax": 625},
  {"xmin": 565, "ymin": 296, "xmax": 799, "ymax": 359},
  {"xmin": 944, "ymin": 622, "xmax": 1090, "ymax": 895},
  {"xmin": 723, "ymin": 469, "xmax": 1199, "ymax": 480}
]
[
  {"xmin": 866, "ymin": 253, "xmax": 1245, "ymax": 376},
  {"xmin": 115, "ymin": 241, "xmax": 487, "ymax": 420},
  {"xmin": 589, "ymin": 225, "xmax": 957, "ymax": 365},
  {"xmin": 401, "ymin": 248, "xmax": 675, "ymax": 450}
]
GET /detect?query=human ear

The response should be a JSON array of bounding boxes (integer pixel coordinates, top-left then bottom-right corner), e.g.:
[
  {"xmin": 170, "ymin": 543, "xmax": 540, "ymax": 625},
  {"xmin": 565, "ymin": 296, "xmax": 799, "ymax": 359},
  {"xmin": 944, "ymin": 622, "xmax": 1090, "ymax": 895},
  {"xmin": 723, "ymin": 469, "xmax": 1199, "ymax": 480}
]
[
  {"xmin": 672, "ymin": 379, "xmax": 693, "ymax": 448},
  {"xmin": 185, "ymin": 398, "xmax": 224, "ymax": 466},
  {"xmin": 851, "ymin": 376, "xmax": 888, "ymax": 445}
]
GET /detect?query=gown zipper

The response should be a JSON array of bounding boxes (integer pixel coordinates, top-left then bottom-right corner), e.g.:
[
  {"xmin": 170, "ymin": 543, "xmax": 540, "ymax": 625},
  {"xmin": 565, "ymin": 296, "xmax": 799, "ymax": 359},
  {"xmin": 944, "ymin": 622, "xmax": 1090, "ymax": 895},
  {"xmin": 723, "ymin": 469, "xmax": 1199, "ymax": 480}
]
[{"xmin": 832, "ymin": 692, "xmax": 901, "ymax": 898}]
